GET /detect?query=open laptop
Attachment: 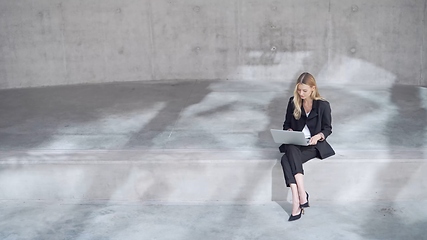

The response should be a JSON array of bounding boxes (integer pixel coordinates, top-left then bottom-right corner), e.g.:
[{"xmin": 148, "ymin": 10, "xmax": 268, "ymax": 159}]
[{"xmin": 270, "ymin": 129, "xmax": 310, "ymax": 146}]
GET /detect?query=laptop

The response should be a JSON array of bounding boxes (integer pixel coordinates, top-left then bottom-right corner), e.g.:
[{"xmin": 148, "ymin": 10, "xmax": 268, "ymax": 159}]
[{"xmin": 270, "ymin": 129, "xmax": 310, "ymax": 146}]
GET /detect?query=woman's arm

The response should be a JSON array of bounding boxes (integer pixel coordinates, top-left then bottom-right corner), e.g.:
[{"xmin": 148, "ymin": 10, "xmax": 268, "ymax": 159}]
[
  {"xmin": 320, "ymin": 100, "xmax": 332, "ymax": 139},
  {"xmin": 283, "ymin": 97, "xmax": 294, "ymax": 130},
  {"xmin": 309, "ymin": 100, "xmax": 332, "ymax": 145}
]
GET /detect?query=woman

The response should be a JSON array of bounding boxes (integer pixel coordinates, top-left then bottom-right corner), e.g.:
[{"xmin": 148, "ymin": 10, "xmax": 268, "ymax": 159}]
[{"xmin": 280, "ymin": 72, "xmax": 335, "ymax": 221}]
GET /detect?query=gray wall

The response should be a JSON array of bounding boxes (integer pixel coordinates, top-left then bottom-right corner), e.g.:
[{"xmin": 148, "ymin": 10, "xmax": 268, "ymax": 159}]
[
  {"xmin": 0, "ymin": 0, "xmax": 426, "ymax": 89},
  {"xmin": 424, "ymin": 3, "xmax": 427, "ymax": 86}
]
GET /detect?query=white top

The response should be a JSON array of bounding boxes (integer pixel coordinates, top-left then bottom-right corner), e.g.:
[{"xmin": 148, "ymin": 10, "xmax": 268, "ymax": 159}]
[{"xmin": 302, "ymin": 111, "xmax": 311, "ymax": 138}]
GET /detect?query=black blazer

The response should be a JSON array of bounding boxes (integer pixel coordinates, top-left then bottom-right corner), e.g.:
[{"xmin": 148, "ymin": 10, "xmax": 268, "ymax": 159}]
[{"xmin": 279, "ymin": 97, "xmax": 335, "ymax": 159}]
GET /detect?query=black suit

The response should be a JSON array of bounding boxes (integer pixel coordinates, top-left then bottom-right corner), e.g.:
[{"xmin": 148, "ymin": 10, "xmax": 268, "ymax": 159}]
[
  {"xmin": 280, "ymin": 97, "xmax": 335, "ymax": 159},
  {"xmin": 279, "ymin": 97, "xmax": 335, "ymax": 187}
]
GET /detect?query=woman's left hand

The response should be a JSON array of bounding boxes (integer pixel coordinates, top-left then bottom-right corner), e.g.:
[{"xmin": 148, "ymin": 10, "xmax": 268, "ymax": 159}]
[{"xmin": 308, "ymin": 134, "xmax": 322, "ymax": 145}]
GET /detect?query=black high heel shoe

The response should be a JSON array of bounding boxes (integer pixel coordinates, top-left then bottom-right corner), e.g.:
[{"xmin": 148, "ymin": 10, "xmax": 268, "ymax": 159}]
[
  {"xmin": 300, "ymin": 192, "xmax": 310, "ymax": 208},
  {"xmin": 288, "ymin": 208, "xmax": 304, "ymax": 221}
]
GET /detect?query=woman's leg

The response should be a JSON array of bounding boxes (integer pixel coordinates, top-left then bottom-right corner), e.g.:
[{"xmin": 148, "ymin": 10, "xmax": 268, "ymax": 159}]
[
  {"xmin": 281, "ymin": 145, "xmax": 318, "ymax": 215},
  {"xmin": 280, "ymin": 154, "xmax": 295, "ymax": 187},
  {"xmin": 294, "ymin": 174, "xmax": 307, "ymax": 204},
  {"xmin": 289, "ymin": 183, "xmax": 301, "ymax": 216},
  {"xmin": 295, "ymin": 147, "xmax": 318, "ymax": 204},
  {"xmin": 281, "ymin": 145, "xmax": 304, "ymax": 216},
  {"xmin": 283, "ymin": 145, "xmax": 305, "ymax": 214},
  {"xmin": 281, "ymin": 145, "xmax": 303, "ymax": 187}
]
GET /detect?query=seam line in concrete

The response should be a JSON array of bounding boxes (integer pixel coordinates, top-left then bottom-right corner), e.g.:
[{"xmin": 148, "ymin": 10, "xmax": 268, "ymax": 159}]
[{"xmin": 147, "ymin": 0, "xmax": 156, "ymax": 80}]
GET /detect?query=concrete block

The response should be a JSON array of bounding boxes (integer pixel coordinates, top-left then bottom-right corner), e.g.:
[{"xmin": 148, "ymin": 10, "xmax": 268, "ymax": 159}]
[
  {"xmin": 234, "ymin": 0, "xmax": 330, "ymax": 81},
  {"xmin": 0, "ymin": 150, "xmax": 426, "ymax": 203},
  {"xmin": 1, "ymin": 81, "xmax": 426, "ymax": 151},
  {"xmin": 151, "ymin": 0, "xmax": 238, "ymax": 80},
  {"xmin": 424, "ymin": 6, "xmax": 427, "ymax": 86},
  {"xmin": 301, "ymin": 154, "xmax": 427, "ymax": 203},
  {"xmin": 327, "ymin": 0, "xmax": 425, "ymax": 85},
  {"xmin": 0, "ymin": 150, "xmax": 278, "ymax": 203},
  {"xmin": 1, "ymin": 0, "xmax": 427, "ymax": 88},
  {"xmin": 60, "ymin": 1, "xmax": 153, "ymax": 85},
  {"xmin": 0, "ymin": 81, "xmax": 425, "ymax": 204},
  {"xmin": 0, "ymin": 1, "xmax": 65, "ymax": 88},
  {"xmin": 0, "ymin": 0, "xmax": 154, "ymax": 88}
]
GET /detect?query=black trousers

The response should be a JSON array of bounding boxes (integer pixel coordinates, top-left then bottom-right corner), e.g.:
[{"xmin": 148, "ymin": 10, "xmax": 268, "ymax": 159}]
[{"xmin": 280, "ymin": 144, "xmax": 318, "ymax": 187}]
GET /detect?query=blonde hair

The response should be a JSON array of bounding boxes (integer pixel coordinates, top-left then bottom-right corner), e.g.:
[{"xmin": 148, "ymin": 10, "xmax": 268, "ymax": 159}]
[{"xmin": 293, "ymin": 72, "xmax": 324, "ymax": 120}]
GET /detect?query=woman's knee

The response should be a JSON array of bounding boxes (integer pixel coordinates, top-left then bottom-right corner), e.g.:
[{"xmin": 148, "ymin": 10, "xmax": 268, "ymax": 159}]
[
  {"xmin": 284, "ymin": 144, "xmax": 299, "ymax": 154},
  {"xmin": 280, "ymin": 154, "xmax": 288, "ymax": 165}
]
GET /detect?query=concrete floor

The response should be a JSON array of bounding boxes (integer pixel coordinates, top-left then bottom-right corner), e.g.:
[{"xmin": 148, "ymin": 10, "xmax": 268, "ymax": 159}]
[
  {"xmin": 0, "ymin": 80, "xmax": 426, "ymax": 239},
  {"xmin": 1, "ymin": 201, "xmax": 426, "ymax": 240}
]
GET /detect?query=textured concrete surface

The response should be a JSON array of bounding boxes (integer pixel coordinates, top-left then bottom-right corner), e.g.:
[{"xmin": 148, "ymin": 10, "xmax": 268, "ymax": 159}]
[
  {"xmin": 0, "ymin": 80, "xmax": 426, "ymax": 151},
  {"xmin": 0, "ymin": 201, "xmax": 426, "ymax": 240},
  {"xmin": 0, "ymin": 150, "xmax": 278, "ymax": 202},
  {"xmin": 0, "ymin": 80, "xmax": 426, "ymax": 203},
  {"xmin": 0, "ymin": 149, "xmax": 426, "ymax": 202},
  {"xmin": 1, "ymin": 1, "xmax": 426, "ymax": 238},
  {"xmin": 0, "ymin": 80, "xmax": 426, "ymax": 238},
  {"xmin": 0, "ymin": 1, "xmax": 426, "ymax": 88}
]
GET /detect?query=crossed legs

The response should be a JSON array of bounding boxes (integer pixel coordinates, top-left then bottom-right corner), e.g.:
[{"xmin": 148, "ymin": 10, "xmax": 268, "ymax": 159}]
[{"xmin": 281, "ymin": 145, "xmax": 317, "ymax": 216}]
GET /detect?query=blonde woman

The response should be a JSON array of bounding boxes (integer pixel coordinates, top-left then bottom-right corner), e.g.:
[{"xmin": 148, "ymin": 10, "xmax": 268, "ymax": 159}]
[{"xmin": 280, "ymin": 72, "xmax": 335, "ymax": 221}]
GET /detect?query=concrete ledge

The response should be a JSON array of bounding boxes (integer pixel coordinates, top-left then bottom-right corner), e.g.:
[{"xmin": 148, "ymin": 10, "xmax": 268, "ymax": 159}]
[
  {"xmin": 0, "ymin": 150, "xmax": 278, "ymax": 203},
  {"xmin": 0, "ymin": 149, "xmax": 425, "ymax": 203}
]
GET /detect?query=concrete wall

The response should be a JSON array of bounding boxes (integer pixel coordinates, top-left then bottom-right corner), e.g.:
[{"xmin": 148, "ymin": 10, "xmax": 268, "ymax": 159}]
[
  {"xmin": 0, "ymin": 0, "xmax": 426, "ymax": 89},
  {"xmin": 424, "ymin": 1, "xmax": 427, "ymax": 86}
]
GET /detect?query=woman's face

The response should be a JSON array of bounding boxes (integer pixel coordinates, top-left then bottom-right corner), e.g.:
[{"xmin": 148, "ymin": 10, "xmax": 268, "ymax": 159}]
[{"xmin": 297, "ymin": 83, "xmax": 315, "ymax": 100}]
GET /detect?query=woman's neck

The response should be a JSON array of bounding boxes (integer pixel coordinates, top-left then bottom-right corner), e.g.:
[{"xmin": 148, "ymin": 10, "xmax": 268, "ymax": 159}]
[{"xmin": 303, "ymin": 98, "xmax": 313, "ymax": 105}]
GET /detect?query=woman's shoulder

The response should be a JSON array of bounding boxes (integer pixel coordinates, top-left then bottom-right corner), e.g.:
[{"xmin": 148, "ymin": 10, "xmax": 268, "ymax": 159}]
[
  {"xmin": 316, "ymin": 99, "xmax": 331, "ymax": 109},
  {"xmin": 317, "ymin": 98, "xmax": 330, "ymax": 103}
]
